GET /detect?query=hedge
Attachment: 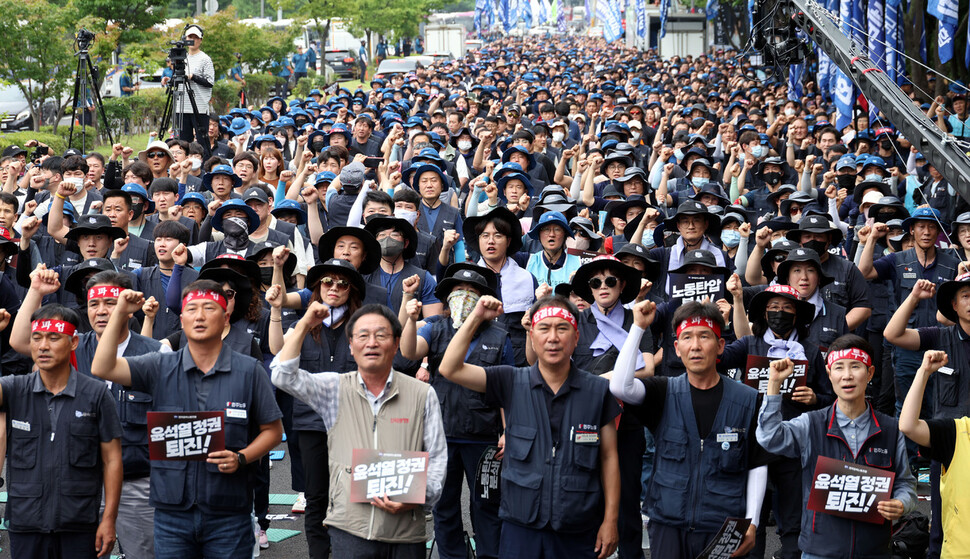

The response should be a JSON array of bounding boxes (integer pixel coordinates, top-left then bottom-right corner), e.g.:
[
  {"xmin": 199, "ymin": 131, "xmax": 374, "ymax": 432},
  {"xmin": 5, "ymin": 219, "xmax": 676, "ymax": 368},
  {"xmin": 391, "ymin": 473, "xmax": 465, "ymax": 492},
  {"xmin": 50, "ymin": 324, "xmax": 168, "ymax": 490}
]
[{"xmin": 0, "ymin": 131, "xmax": 66, "ymax": 156}]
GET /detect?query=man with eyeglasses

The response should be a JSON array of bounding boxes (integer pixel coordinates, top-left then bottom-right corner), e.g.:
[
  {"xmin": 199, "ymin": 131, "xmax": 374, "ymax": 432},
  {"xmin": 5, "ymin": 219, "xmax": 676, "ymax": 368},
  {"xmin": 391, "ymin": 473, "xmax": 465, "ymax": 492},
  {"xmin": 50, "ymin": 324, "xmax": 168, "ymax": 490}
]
[{"xmin": 271, "ymin": 303, "xmax": 447, "ymax": 559}]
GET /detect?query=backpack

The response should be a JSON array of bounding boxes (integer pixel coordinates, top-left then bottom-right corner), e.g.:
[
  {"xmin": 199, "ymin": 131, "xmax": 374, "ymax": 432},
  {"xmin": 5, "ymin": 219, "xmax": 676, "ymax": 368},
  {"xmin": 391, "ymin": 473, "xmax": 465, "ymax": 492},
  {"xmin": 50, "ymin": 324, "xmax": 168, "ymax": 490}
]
[{"xmin": 891, "ymin": 511, "xmax": 930, "ymax": 559}]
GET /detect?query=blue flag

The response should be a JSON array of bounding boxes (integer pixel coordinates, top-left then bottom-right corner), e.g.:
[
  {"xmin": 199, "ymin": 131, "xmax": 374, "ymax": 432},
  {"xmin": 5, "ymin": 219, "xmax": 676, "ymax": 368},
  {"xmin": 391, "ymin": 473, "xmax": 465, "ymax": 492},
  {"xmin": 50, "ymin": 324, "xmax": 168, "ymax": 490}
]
[
  {"xmin": 850, "ymin": 0, "xmax": 865, "ymax": 46},
  {"xmin": 929, "ymin": 0, "xmax": 958, "ymax": 63},
  {"xmin": 500, "ymin": 0, "xmax": 513, "ymax": 33},
  {"xmin": 585, "ymin": 0, "xmax": 592, "ymax": 24},
  {"xmin": 597, "ymin": 0, "xmax": 623, "ymax": 42},
  {"xmin": 636, "ymin": 0, "xmax": 647, "ymax": 37},
  {"xmin": 706, "ymin": 0, "xmax": 718, "ymax": 20},
  {"xmin": 522, "ymin": 0, "xmax": 533, "ymax": 27},
  {"xmin": 557, "ymin": 0, "xmax": 567, "ymax": 32},
  {"xmin": 661, "ymin": 0, "xmax": 671, "ymax": 38},
  {"xmin": 788, "ymin": 64, "xmax": 804, "ymax": 101},
  {"xmin": 885, "ymin": 0, "xmax": 899, "ymax": 84},
  {"xmin": 867, "ymin": 0, "xmax": 885, "ymax": 118}
]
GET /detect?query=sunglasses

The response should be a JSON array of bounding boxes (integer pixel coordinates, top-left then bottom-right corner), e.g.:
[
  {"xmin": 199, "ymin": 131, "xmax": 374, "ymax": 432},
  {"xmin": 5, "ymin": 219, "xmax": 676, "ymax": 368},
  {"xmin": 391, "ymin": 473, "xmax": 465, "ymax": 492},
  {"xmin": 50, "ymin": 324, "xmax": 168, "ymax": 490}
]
[
  {"xmin": 224, "ymin": 288, "xmax": 236, "ymax": 300},
  {"xmin": 321, "ymin": 277, "xmax": 351, "ymax": 290},
  {"xmin": 588, "ymin": 276, "xmax": 619, "ymax": 289},
  {"xmin": 146, "ymin": 152, "xmax": 168, "ymax": 159}
]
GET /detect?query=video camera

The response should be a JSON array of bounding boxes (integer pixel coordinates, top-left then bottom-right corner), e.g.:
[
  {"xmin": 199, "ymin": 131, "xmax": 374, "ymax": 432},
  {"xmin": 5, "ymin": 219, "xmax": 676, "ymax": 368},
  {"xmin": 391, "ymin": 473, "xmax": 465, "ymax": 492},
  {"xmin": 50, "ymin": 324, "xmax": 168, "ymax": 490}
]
[
  {"xmin": 74, "ymin": 28, "xmax": 95, "ymax": 52},
  {"xmin": 168, "ymin": 38, "xmax": 189, "ymax": 78}
]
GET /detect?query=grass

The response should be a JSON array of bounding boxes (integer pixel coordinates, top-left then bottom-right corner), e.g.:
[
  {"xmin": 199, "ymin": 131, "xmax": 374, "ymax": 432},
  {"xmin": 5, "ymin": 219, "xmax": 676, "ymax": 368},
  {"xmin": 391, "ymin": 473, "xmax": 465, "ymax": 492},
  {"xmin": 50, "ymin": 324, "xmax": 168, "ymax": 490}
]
[{"xmin": 91, "ymin": 131, "xmax": 155, "ymax": 156}]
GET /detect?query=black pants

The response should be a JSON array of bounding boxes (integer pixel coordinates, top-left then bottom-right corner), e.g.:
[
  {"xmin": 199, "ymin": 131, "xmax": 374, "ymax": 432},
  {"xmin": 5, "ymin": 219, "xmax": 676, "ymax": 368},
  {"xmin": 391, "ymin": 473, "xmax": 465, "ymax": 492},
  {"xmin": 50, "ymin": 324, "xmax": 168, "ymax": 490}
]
[
  {"xmin": 253, "ymin": 454, "xmax": 271, "ymax": 531},
  {"xmin": 752, "ymin": 457, "xmax": 802, "ymax": 559},
  {"xmin": 178, "ymin": 112, "xmax": 208, "ymax": 154},
  {"xmin": 617, "ymin": 427, "xmax": 646, "ymax": 559},
  {"xmin": 276, "ymin": 390, "xmax": 306, "ymax": 492},
  {"xmin": 10, "ymin": 531, "xmax": 97, "ymax": 559},
  {"xmin": 929, "ymin": 460, "xmax": 942, "ymax": 559},
  {"xmin": 299, "ymin": 430, "xmax": 331, "ymax": 559},
  {"xmin": 330, "ymin": 527, "xmax": 424, "ymax": 559}
]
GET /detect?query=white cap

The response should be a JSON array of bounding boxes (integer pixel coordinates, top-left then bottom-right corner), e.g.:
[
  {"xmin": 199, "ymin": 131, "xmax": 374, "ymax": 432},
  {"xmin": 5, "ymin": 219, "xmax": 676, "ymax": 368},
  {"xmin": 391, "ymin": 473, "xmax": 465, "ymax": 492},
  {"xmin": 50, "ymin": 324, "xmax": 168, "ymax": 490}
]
[{"xmin": 185, "ymin": 25, "xmax": 203, "ymax": 38}]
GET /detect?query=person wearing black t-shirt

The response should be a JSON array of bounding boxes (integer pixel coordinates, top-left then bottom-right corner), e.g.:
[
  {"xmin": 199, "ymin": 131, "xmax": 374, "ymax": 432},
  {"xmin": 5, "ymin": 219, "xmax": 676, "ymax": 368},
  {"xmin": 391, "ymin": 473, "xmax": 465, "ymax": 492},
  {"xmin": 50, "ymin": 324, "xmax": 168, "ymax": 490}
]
[
  {"xmin": 900, "ymin": 349, "xmax": 970, "ymax": 559},
  {"xmin": 610, "ymin": 300, "xmax": 769, "ymax": 559}
]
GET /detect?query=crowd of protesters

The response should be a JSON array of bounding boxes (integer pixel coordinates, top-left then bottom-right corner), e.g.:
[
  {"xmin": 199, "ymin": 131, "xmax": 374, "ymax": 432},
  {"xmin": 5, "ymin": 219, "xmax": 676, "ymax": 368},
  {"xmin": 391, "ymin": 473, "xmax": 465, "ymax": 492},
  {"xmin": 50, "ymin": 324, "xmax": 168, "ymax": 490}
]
[{"xmin": 1, "ymin": 28, "xmax": 970, "ymax": 559}]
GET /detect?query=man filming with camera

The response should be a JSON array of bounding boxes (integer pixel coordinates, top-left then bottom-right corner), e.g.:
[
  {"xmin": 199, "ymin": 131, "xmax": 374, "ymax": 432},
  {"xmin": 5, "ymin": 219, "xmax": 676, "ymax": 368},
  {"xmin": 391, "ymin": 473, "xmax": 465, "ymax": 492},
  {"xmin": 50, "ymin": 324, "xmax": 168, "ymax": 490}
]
[{"xmin": 177, "ymin": 25, "xmax": 213, "ymax": 151}]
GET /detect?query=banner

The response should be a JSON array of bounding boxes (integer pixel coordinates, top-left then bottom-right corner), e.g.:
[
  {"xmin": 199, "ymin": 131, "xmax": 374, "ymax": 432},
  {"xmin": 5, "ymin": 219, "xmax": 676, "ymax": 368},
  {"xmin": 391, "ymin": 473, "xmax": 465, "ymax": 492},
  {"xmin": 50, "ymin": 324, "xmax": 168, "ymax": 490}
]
[
  {"xmin": 636, "ymin": 0, "xmax": 647, "ymax": 38},
  {"xmin": 566, "ymin": 247, "xmax": 602, "ymax": 266},
  {"xmin": 743, "ymin": 355, "xmax": 808, "ymax": 396},
  {"xmin": 695, "ymin": 518, "xmax": 752, "ymax": 559},
  {"xmin": 523, "ymin": 0, "xmax": 533, "ymax": 27},
  {"xmin": 807, "ymin": 456, "xmax": 896, "ymax": 524},
  {"xmin": 706, "ymin": 0, "xmax": 718, "ymax": 20},
  {"xmin": 833, "ymin": 0, "xmax": 853, "ymax": 130},
  {"xmin": 885, "ymin": 0, "xmax": 899, "ymax": 84},
  {"xmin": 597, "ymin": 0, "xmax": 623, "ymax": 42},
  {"xmin": 557, "ymin": 0, "xmax": 567, "ymax": 32},
  {"xmin": 474, "ymin": 445, "xmax": 503, "ymax": 504},
  {"xmin": 538, "ymin": 0, "xmax": 551, "ymax": 25},
  {"xmin": 500, "ymin": 0, "xmax": 514, "ymax": 33},
  {"xmin": 867, "ymin": 0, "xmax": 884, "ymax": 117},
  {"xmin": 661, "ymin": 0, "xmax": 671, "ymax": 38},
  {"xmin": 350, "ymin": 449, "xmax": 429, "ymax": 504},
  {"xmin": 669, "ymin": 273, "xmax": 724, "ymax": 305},
  {"xmin": 788, "ymin": 63, "xmax": 804, "ymax": 101},
  {"xmin": 148, "ymin": 411, "xmax": 225, "ymax": 460}
]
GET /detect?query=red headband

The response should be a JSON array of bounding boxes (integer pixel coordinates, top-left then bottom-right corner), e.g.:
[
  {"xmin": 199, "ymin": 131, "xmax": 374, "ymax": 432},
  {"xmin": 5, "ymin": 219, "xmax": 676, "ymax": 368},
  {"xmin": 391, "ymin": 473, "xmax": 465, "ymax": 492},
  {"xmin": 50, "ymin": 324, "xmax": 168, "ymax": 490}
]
[
  {"xmin": 676, "ymin": 316, "xmax": 722, "ymax": 338},
  {"xmin": 827, "ymin": 348, "xmax": 872, "ymax": 368},
  {"xmin": 31, "ymin": 319, "xmax": 78, "ymax": 369},
  {"xmin": 531, "ymin": 306, "xmax": 578, "ymax": 331},
  {"xmin": 88, "ymin": 286, "xmax": 123, "ymax": 300},
  {"xmin": 766, "ymin": 284, "xmax": 800, "ymax": 298},
  {"xmin": 182, "ymin": 289, "xmax": 228, "ymax": 311}
]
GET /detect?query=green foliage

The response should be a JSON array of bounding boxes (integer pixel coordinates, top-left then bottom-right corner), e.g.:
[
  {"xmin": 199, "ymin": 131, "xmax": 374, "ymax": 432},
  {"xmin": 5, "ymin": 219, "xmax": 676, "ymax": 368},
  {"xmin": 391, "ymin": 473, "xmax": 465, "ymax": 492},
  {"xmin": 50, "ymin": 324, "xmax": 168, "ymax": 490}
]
[
  {"xmin": 42, "ymin": 124, "xmax": 98, "ymax": 152},
  {"xmin": 0, "ymin": 0, "xmax": 78, "ymax": 131},
  {"xmin": 0, "ymin": 131, "xmax": 67, "ymax": 156},
  {"xmin": 74, "ymin": 0, "xmax": 169, "ymax": 38},
  {"xmin": 292, "ymin": 70, "xmax": 332, "ymax": 98},
  {"xmin": 211, "ymin": 79, "xmax": 243, "ymax": 114},
  {"xmin": 243, "ymin": 73, "xmax": 280, "ymax": 107},
  {"xmin": 99, "ymin": 89, "xmax": 169, "ymax": 134},
  {"xmin": 346, "ymin": 0, "xmax": 446, "ymax": 38}
]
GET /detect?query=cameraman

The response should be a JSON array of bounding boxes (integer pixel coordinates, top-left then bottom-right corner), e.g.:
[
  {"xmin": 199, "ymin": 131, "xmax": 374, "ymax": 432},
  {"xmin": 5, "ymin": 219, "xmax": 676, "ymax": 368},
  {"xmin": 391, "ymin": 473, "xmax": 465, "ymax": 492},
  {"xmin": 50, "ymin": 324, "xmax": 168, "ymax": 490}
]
[{"xmin": 178, "ymin": 25, "xmax": 214, "ymax": 154}]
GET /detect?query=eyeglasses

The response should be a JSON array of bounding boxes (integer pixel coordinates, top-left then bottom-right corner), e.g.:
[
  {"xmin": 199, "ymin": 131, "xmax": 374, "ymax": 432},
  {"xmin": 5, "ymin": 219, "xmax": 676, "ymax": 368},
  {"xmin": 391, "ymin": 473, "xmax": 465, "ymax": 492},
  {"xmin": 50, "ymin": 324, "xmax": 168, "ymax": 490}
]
[
  {"xmin": 773, "ymin": 254, "xmax": 788, "ymax": 263},
  {"xmin": 320, "ymin": 277, "xmax": 351, "ymax": 290},
  {"xmin": 588, "ymin": 276, "xmax": 619, "ymax": 289},
  {"xmin": 479, "ymin": 232, "xmax": 506, "ymax": 241},
  {"xmin": 224, "ymin": 289, "xmax": 236, "ymax": 300},
  {"xmin": 352, "ymin": 330, "xmax": 392, "ymax": 343},
  {"xmin": 146, "ymin": 152, "xmax": 168, "ymax": 159}
]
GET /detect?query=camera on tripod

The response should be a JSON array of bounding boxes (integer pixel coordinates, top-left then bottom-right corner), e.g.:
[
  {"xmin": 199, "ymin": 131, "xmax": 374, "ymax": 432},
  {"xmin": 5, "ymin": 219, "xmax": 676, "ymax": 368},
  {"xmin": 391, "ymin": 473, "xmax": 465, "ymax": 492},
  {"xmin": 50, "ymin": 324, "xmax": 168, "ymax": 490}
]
[
  {"xmin": 168, "ymin": 38, "xmax": 189, "ymax": 80},
  {"xmin": 74, "ymin": 28, "xmax": 95, "ymax": 53}
]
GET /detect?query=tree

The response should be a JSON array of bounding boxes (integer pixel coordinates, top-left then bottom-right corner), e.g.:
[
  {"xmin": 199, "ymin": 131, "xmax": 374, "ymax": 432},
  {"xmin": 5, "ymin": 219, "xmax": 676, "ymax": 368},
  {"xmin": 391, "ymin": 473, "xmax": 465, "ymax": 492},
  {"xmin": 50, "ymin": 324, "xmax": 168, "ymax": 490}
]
[
  {"xmin": 347, "ymin": 0, "xmax": 447, "ymax": 58},
  {"xmin": 0, "ymin": 0, "xmax": 78, "ymax": 131},
  {"xmin": 272, "ymin": 0, "xmax": 359, "ymax": 51},
  {"xmin": 74, "ymin": 0, "xmax": 169, "ymax": 41}
]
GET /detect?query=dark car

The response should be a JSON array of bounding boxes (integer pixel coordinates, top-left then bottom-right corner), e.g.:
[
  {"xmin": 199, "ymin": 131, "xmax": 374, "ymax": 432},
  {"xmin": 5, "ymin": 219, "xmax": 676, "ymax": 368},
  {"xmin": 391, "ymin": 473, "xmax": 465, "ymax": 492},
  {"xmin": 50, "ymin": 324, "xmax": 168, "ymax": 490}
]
[
  {"xmin": 324, "ymin": 49, "xmax": 360, "ymax": 80},
  {"xmin": 373, "ymin": 58, "xmax": 424, "ymax": 80}
]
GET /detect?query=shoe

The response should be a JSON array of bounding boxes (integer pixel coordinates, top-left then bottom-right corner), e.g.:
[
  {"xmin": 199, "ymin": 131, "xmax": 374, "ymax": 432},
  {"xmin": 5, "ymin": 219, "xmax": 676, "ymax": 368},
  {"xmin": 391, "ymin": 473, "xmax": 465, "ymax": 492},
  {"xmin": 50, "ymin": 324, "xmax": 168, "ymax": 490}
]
[
  {"xmin": 257, "ymin": 529, "xmax": 269, "ymax": 549},
  {"xmin": 292, "ymin": 492, "xmax": 307, "ymax": 514}
]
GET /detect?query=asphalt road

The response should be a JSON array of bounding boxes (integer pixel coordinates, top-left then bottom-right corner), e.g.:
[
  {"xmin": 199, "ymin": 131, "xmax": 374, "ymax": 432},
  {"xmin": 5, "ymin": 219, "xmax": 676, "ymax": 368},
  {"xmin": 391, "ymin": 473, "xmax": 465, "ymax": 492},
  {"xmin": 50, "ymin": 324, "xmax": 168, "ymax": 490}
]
[{"xmin": 0, "ymin": 442, "xmax": 932, "ymax": 558}]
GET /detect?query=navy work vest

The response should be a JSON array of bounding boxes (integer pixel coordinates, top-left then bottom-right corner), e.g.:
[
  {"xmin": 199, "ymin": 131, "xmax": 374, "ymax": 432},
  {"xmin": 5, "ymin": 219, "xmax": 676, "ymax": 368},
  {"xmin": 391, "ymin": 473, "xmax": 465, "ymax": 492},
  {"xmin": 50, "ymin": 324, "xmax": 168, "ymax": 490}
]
[
  {"xmin": 647, "ymin": 374, "xmax": 758, "ymax": 532},
  {"xmin": 500, "ymin": 366, "xmax": 611, "ymax": 531},
  {"xmin": 800, "ymin": 404, "xmax": 898, "ymax": 558},
  {"xmin": 293, "ymin": 321, "xmax": 355, "ymax": 432},
  {"xmin": 893, "ymin": 248, "xmax": 960, "ymax": 328}
]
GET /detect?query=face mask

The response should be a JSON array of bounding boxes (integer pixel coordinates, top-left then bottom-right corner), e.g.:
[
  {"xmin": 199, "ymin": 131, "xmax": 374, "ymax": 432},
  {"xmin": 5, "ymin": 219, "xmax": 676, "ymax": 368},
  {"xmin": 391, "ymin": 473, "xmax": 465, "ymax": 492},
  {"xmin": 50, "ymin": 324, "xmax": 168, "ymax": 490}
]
[
  {"xmin": 763, "ymin": 172, "xmax": 782, "ymax": 185},
  {"xmin": 552, "ymin": 131, "xmax": 565, "ymax": 143},
  {"xmin": 222, "ymin": 217, "xmax": 250, "ymax": 251},
  {"xmin": 765, "ymin": 310, "xmax": 797, "ymax": 336},
  {"xmin": 630, "ymin": 131, "xmax": 641, "ymax": 142},
  {"xmin": 379, "ymin": 236, "xmax": 405, "ymax": 258},
  {"xmin": 260, "ymin": 266, "xmax": 273, "ymax": 285},
  {"xmin": 642, "ymin": 231, "xmax": 656, "ymax": 248},
  {"xmin": 784, "ymin": 108, "xmax": 796, "ymax": 117},
  {"xmin": 131, "ymin": 202, "xmax": 145, "ymax": 220},
  {"xmin": 721, "ymin": 229, "xmax": 741, "ymax": 248},
  {"xmin": 408, "ymin": 128, "xmax": 421, "ymax": 138},
  {"xmin": 566, "ymin": 236, "xmax": 590, "ymax": 251},
  {"xmin": 458, "ymin": 140, "xmax": 472, "ymax": 151},
  {"xmin": 394, "ymin": 208, "xmax": 419, "ymax": 225},
  {"xmin": 880, "ymin": 140, "xmax": 893, "ymax": 151},
  {"xmin": 311, "ymin": 141, "xmax": 326, "ymax": 153},
  {"xmin": 447, "ymin": 289, "xmax": 481, "ymax": 329},
  {"xmin": 803, "ymin": 239, "xmax": 828, "ymax": 255},
  {"xmin": 190, "ymin": 157, "xmax": 202, "ymax": 170},
  {"xmin": 674, "ymin": 148, "xmax": 685, "ymax": 162},
  {"xmin": 64, "ymin": 177, "xmax": 84, "ymax": 190},
  {"xmin": 693, "ymin": 176, "xmax": 709, "ymax": 188},
  {"xmin": 864, "ymin": 173, "xmax": 883, "ymax": 183},
  {"xmin": 750, "ymin": 145, "xmax": 766, "ymax": 159},
  {"xmin": 836, "ymin": 174, "xmax": 856, "ymax": 189}
]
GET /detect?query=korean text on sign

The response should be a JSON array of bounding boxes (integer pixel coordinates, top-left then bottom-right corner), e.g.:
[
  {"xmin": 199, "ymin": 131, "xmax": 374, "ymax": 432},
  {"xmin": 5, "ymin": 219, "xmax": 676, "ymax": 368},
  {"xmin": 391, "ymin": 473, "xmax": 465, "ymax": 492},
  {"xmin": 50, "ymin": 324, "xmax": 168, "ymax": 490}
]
[
  {"xmin": 147, "ymin": 411, "xmax": 225, "ymax": 461},
  {"xmin": 350, "ymin": 449, "xmax": 429, "ymax": 504},
  {"xmin": 743, "ymin": 356, "xmax": 808, "ymax": 396},
  {"xmin": 807, "ymin": 456, "xmax": 895, "ymax": 524},
  {"xmin": 670, "ymin": 273, "xmax": 724, "ymax": 304}
]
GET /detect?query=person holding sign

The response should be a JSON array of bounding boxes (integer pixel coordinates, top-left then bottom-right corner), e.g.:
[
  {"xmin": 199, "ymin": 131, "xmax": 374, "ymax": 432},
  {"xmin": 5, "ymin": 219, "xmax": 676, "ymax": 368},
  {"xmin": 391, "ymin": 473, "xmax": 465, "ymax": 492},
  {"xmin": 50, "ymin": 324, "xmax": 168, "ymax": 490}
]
[
  {"xmin": 9, "ymin": 267, "xmax": 161, "ymax": 559},
  {"xmin": 270, "ymin": 303, "xmax": 447, "ymax": 559},
  {"xmin": 0, "ymin": 303, "xmax": 123, "ymax": 559},
  {"xmin": 610, "ymin": 300, "xmax": 768, "ymax": 559},
  {"xmin": 438, "ymin": 294, "xmax": 621, "ymax": 559},
  {"xmin": 899, "ymin": 350, "xmax": 970, "ymax": 559},
  {"xmin": 718, "ymin": 283, "xmax": 833, "ymax": 559},
  {"xmin": 90, "ymin": 281, "xmax": 284, "ymax": 559},
  {"xmin": 648, "ymin": 200, "xmax": 732, "ymax": 299},
  {"xmin": 756, "ymin": 334, "xmax": 916, "ymax": 558}
]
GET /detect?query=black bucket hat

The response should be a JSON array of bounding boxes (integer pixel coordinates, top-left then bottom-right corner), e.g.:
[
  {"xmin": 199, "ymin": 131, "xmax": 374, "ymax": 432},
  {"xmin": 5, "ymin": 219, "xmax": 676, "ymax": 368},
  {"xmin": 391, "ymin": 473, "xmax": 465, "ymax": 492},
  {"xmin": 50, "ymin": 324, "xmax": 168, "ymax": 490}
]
[
  {"xmin": 571, "ymin": 255, "xmax": 642, "ymax": 304},
  {"xmin": 434, "ymin": 263, "xmax": 498, "ymax": 301},
  {"xmin": 65, "ymin": 214, "xmax": 126, "ymax": 243},
  {"xmin": 462, "ymin": 207, "xmax": 524, "ymax": 255},
  {"xmin": 668, "ymin": 249, "xmax": 730, "ymax": 276},
  {"xmin": 615, "ymin": 242, "xmax": 661, "ymax": 282},
  {"xmin": 364, "ymin": 216, "xmax": 418, "ymax": 260},
  {"xmin": 318, "ymin": 227, "xmax": 382, "ymax": 275},
  {"xmin": 748, "ymin": 284, "xmax": 816, "ymax": 330},
  {"xmin": 938, "ymin": 273, "xmax": 970, "ymax": 323},
  {"xmin": 65, "ymin": 258, "xmax": 118, "ymax": 298},
  {"xmin": 664, "ymin": 200, "xmax": 721, "ymax": 238},
  {"xmin": 306, "ymin": 258, "xmax": 367, "ymax": 298},
  {"xmin": 785, "ymin": 214, "xmax": 844, "ymax": 246},
  {"xmin": 200, "ymin": 253, "xmax": 261, "ymax": 292},
  {"xmin": 775, "ymin": 247, "xmax": 834, "ymax": 288},
  {"xmin": 760, "ymin": 239, "xmax": 801, "ymax": 281},
  {"xmin": 246, "ymin": 241, "xmax": 297, "ymax": 281}
]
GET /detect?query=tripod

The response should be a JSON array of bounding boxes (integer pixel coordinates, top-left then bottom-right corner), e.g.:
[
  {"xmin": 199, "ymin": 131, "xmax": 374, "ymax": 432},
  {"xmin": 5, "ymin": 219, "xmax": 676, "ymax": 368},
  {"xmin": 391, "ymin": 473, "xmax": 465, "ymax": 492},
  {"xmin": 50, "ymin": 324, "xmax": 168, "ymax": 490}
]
[
  {"xmin": 158, "ymin": 69, "xmax": 207, "ymax": 147},
  {"xmin": 68, "ymin": 46, "xmax": 113, "ymax": 154}
]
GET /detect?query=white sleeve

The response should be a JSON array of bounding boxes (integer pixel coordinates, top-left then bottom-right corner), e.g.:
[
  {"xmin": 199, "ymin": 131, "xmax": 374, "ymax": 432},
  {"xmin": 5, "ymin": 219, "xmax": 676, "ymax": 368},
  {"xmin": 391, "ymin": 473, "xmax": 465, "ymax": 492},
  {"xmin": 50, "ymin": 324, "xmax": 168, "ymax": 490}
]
[{"xmin": 609, "ymin": 325, "xmax": 647, "ymax": 404}]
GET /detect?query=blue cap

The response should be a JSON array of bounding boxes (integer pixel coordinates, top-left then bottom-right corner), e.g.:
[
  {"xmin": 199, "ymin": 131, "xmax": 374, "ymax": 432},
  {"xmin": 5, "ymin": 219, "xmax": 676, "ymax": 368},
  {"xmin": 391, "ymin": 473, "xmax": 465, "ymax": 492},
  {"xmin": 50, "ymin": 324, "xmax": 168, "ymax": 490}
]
[
  {"xmin": 121, "ymin": 183, "xmax": 154, "ymax": 214},
  {"xmin": 178, "ymin": 192, "xmax": 208, "ymax": 208},
  {"xmin": 836, "ymin": 155, "xmax": 856, "ymax": 171},
  {"xmin": 252, "ymin": 134, "xmax": 283, "ymax": 149},
  {"xmin": 212, "ymin": 199, "xmax": 259, "ymax": 234},
  {"xmin": 528, "ymin": 211, "xmax": 572, "ymax": 239},
  {"xmin": 229, "ymin": 117, "xmax": 251, "ymax": 136},
  {"xmin": 901, "ymin": 207, "xmax": 942, "ymax": 231},
  {"xmin": 271, "ymin": 199, "xmax": 307, "ymax": 225},
  {"xmin": 202, "ymin": 164, "xmax": 242, "ymax": 191},
  {"xmin": 313, "ymin": 171, "xmax": 336, "ymax": 185}
]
